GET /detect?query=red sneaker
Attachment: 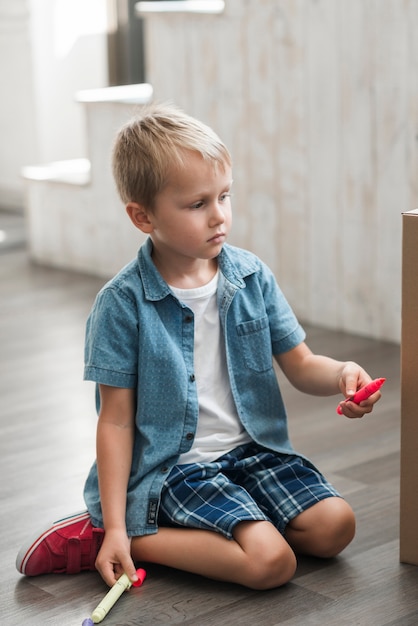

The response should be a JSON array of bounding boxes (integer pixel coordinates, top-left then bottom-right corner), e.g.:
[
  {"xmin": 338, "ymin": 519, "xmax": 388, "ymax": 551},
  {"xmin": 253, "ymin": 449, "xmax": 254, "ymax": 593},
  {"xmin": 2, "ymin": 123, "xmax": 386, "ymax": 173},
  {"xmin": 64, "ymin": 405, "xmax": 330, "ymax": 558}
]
[{"xmin": 16, "ymin": 511, "xmax": 104, "ymax": 576}]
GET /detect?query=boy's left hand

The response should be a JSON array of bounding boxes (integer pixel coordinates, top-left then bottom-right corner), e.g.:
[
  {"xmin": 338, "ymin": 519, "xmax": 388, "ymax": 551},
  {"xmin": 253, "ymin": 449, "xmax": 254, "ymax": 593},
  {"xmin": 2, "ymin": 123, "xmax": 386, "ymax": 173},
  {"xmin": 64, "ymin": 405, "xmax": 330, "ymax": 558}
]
[{"xmin": 337, "ymin": 362, "xmax": 382, "ymax": 419}]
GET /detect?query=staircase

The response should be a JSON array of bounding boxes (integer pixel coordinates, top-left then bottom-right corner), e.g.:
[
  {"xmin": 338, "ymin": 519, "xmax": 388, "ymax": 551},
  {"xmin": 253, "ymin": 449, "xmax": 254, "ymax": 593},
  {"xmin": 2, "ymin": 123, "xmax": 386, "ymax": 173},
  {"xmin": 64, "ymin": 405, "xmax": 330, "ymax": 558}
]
[{"xmin": 22, "ymin": 83, "xmax": 153, "ymax": 278}]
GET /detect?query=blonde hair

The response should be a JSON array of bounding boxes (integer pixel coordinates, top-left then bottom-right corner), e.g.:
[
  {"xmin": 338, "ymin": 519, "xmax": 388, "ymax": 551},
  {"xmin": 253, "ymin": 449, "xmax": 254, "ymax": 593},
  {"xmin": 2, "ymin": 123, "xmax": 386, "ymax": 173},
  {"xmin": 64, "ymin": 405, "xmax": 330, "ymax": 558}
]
[{"xmin": 112, "ymin": 103, "xmax": 232, "ymax": 208}]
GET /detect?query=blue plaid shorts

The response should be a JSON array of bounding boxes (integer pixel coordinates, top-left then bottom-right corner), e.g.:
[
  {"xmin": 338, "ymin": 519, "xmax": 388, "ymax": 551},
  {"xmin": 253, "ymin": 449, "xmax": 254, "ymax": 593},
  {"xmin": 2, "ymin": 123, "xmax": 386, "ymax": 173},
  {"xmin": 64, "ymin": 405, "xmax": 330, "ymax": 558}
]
[{"xmin": 158, "ymin": 443, "xmax": 341, "ymax": 538}]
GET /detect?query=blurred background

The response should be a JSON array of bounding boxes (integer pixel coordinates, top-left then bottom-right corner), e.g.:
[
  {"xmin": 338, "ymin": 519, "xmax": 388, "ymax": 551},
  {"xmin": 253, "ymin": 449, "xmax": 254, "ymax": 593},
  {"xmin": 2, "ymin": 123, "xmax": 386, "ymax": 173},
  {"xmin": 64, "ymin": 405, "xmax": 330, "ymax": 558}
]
[
  {"xmin": 2, "ymin": 0, "xmax": 417, "ymax": 343},
  {"xmin": 3, "ymin": 6, "xmax": 415, "ymax": 624}
]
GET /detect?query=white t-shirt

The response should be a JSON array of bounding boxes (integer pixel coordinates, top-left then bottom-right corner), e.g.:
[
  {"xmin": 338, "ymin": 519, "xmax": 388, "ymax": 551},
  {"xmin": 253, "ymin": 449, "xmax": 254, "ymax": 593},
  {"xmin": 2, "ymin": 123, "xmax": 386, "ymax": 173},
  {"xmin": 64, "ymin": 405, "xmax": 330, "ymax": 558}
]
[{"xmin": 170, "ymin": 272, "xmax": 251, "ymax": 464}]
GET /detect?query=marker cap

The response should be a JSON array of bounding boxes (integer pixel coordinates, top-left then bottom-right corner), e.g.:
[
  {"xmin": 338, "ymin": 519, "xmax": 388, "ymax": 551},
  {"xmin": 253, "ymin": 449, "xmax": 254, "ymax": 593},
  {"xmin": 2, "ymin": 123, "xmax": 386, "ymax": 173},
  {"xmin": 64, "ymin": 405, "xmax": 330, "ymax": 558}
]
[{"xmin": 132, "ymin": 568, "xmax": 147, "ymax": 587}]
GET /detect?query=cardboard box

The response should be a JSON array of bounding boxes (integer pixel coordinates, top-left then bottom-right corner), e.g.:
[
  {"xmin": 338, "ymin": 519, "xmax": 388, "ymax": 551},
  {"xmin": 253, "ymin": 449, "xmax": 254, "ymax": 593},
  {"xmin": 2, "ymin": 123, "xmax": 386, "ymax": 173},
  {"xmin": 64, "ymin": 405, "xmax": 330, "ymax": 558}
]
[{"xmin": 400, "ymin": 209, "xmax": 418, "ymax": 564}]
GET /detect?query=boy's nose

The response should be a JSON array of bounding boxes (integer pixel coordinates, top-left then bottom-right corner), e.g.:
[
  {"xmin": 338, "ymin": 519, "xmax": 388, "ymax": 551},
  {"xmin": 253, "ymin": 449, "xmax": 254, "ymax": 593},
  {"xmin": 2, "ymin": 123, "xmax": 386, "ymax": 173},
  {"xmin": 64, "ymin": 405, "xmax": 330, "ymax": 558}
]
[{"xmin": 209, "ymin": 202, "xmax": 225, "ymax": 225}]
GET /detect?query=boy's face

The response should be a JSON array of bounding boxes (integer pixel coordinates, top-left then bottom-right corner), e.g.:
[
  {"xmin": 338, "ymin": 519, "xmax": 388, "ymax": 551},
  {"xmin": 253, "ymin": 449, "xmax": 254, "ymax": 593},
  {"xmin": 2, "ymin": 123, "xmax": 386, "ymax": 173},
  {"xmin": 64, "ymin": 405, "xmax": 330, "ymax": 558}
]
[{"xmin": 146, "ymin": 151, "xmax": 233, "ymax": 264}]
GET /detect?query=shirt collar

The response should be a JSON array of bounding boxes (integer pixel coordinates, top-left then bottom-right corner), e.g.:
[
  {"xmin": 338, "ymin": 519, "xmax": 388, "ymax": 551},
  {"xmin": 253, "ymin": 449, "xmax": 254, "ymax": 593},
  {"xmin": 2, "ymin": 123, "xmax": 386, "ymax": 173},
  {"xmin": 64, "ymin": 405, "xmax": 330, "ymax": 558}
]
[{"xmin": 137, "ymin": 237, "xmax": 257, "ymax": 301}]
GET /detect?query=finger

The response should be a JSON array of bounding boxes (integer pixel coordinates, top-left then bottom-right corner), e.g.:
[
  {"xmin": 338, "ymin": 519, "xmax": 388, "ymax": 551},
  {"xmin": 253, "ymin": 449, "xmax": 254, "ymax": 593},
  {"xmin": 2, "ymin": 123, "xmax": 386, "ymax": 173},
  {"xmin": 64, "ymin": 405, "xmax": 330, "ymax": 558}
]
[
  {"xmin": 342, "ymin": 364, "xmax": 371, "ymax": 398},
  {"xmin": 341, "ymin": 400, "xmax": 370, "ymax": 419},
  {"xmin": 357, "ymin": 392, "xmax": 381, "ymax": 414},
  {"xmin": 97, "ymin": 560, "xmax": 119, "ymax": 587},
  {"xmin": 366, "ymin": 390, "xmax": 382, "ymax": 404},
  {"xmin": 345, "ymin": 381, "xmax": 358, "ymax": 397},
  {"xmin": 119, "ymin": 554, "xmax": 139, "ymax": 583}
]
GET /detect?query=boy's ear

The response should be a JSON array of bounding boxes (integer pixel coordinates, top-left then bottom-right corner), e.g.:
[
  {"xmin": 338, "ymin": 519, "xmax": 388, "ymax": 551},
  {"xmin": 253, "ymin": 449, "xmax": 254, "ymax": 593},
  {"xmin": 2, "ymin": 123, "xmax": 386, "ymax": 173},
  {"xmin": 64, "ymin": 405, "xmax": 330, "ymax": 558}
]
[{"xmin": 126, "ymin": 202, "xmax": 154, "ymax": 233}]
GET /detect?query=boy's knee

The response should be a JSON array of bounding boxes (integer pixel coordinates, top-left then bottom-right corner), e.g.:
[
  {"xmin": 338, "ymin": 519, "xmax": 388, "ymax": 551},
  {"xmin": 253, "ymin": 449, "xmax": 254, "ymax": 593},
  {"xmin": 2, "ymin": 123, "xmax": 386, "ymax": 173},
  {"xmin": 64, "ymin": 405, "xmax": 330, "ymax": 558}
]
[
  {"xmin": 233, "ymin": 520, "xmax": 296, "ymax": 589},
  {"xmin": 246, "ymin": 541, "xmax": 297, "ymax": 590},
  {"xmin": 314, "ymin": 499, "xmax": 356, "ymax": 558},
  {"xmin": 285, "ymin": 497, "xmax": 356, "ymax": 559}
]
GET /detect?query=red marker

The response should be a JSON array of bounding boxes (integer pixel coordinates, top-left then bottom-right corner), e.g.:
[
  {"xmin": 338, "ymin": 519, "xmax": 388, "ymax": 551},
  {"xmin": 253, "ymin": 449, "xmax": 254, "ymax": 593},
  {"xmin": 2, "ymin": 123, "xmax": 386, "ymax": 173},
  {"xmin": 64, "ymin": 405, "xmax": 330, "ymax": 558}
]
[{"xmin": 336, "ymin": 377, "xmax": 386, "ymax": 414}]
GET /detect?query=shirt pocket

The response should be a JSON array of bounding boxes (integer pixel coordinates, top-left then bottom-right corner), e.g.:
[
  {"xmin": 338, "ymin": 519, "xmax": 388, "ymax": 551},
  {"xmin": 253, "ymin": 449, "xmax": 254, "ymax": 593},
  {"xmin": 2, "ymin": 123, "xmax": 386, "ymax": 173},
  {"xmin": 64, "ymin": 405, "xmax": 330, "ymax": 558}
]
[{"xmin": 236, "ymin": 316, "xmax": 272, "ymax": 372}]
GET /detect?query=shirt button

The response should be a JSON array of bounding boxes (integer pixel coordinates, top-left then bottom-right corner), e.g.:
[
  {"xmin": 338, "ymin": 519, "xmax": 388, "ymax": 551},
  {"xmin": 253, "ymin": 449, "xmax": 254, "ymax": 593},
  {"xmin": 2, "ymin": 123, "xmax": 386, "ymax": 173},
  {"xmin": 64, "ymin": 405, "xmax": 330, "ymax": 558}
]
[
  {"xmin": 184, "ymin": 315, "xmax": 193, "ymax": 323},
  {"xmin": 161, "ymin": 466, "xmax": 169, "ymax": 473},
  {"xmin": 186, "ymin": 432, "xmax": 194, "ymax": 440},
  {"xmin": 189, "ymin": 374, "xmax": 195, "ymax": 382}
]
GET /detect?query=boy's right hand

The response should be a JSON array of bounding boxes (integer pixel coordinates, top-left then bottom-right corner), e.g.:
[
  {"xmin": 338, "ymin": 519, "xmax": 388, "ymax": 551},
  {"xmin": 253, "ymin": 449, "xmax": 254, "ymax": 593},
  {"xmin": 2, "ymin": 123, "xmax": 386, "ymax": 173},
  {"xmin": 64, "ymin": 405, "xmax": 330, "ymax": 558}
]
[{"xmin": 95, "ymin": 528, "xmax": 138, "ymax": 587}]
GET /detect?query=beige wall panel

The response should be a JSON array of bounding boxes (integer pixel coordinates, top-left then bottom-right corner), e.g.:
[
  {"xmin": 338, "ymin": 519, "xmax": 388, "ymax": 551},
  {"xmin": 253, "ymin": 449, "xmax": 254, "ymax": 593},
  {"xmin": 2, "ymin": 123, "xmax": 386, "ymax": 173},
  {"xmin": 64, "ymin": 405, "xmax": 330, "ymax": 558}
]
[
  {"xmin": 305, "ymin": 0, "xmax": 341, "ymax": 328},
  {"xmin": 374, "ymin": 0, "xmax": 409, "ymax": 341},
  {"xmin": 271, "ymin": 0, "xmax": 309, "ymax": 316},
  {"xmin": 139, "ymin": 0, "xmax": 418, "ymax": 342},
  {"xmin": 339, "ymin": 0, "xmax": 377, "ymax": 336}
]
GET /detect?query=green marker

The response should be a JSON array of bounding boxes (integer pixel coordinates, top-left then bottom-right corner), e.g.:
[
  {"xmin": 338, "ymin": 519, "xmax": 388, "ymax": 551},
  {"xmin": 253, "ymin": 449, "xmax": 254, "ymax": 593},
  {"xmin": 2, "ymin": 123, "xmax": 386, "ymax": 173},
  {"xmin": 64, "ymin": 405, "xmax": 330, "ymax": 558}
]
[{"xmin": 84, "ymin": 568, "xmax": 146, "ymax": 624}]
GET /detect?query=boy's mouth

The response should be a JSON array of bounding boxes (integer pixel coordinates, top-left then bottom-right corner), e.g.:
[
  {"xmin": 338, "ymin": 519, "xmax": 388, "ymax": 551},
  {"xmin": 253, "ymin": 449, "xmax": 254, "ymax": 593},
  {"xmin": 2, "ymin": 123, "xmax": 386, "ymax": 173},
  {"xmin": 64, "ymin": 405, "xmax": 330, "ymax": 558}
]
[{"xmin": 208, "ymin": 232, "xmax": 225, "ymax": 243}]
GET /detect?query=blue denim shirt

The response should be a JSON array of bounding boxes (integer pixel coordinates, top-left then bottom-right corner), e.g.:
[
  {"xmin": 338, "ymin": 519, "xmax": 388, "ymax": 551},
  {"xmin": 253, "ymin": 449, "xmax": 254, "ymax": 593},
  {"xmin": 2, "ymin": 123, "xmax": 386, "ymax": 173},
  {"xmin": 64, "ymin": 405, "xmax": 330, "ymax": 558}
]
[{"xmin": 83, "ymin": 238, "xmax": 305, "ymax": 536}]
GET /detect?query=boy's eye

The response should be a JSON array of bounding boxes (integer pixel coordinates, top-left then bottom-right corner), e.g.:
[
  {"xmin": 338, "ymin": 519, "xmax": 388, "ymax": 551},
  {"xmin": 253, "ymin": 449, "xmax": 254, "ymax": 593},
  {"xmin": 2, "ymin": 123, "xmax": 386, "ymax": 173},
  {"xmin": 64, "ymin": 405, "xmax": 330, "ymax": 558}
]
[{"xmin": 189, "ymin": 192, "xmax": 232, "ymax": 209}]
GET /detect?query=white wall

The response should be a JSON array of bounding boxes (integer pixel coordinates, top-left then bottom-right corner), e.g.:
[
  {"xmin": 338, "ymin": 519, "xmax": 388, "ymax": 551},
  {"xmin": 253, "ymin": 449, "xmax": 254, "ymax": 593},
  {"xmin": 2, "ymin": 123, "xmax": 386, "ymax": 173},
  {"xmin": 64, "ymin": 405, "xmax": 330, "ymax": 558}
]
[
  {"xmin": 140, "ymin": 0, "xmax": 418, "ymax": 342},
  {"xmin": 0, "ymin": 0, "xmax": 108, "ymax": 210},
  {"xmin": 2, "ymin": 0, "xmax": 413, "ymax": 342},
  {"xmin": 0, "ymin": 0, "xmax": 38, "ymax": 209}
]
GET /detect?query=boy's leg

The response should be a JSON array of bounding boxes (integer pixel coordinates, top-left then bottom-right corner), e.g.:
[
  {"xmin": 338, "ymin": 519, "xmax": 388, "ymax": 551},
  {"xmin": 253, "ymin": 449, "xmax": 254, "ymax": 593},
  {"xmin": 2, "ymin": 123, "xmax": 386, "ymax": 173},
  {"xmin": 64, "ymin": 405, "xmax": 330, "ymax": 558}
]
[
  {"xmin": 131, "ymin": 519, "xmax": 297, "ymax": 590},
  {"xmin": 284, "ymin": 496, "xmax": 356, "ymax": 558},
  {"xmin": 224, "ymin": 448, "xmax": 354, "ymax": 560},
  {"xmin": 16, "ymin": 513, "xmax": 296, "ymax": 590}
]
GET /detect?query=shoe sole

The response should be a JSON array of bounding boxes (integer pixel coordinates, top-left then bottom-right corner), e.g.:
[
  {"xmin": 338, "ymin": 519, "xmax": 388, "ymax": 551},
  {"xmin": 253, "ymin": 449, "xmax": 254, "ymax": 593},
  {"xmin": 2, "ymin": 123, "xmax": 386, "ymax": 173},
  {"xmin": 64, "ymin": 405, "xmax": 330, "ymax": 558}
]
[{"xmin": 16, "ymin": 510, "xmax": 91, "ymax": 575}]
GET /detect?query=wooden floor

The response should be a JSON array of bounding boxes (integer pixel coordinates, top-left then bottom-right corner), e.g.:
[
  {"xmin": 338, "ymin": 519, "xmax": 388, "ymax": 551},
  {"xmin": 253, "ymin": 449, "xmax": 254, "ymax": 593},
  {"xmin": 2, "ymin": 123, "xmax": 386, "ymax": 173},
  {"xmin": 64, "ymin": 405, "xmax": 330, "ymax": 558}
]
[{"xmin": 1, "ymin": 219, "xmax": 417, "ymax": 625}]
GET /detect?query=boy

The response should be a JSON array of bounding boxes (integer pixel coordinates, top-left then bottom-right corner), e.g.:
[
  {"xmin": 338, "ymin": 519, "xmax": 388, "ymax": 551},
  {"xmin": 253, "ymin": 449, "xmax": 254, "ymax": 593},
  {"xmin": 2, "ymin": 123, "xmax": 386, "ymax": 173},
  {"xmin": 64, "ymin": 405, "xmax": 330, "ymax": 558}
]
[{"xmin": 16, "ymin": 104, "xmax": 381, "ymax": 590}]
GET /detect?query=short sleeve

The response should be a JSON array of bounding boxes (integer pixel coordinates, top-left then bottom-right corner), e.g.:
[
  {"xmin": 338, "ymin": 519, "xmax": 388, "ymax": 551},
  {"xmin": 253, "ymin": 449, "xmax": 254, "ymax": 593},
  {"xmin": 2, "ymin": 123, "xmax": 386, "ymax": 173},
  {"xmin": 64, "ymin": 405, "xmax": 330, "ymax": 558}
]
[
  {"xmin": 84, "ymin": 287, "xmax": 139, "ymax": 388},
  {"xmin": 261, "ymin": 264, "xmax": 306, "ymax": 354}
]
